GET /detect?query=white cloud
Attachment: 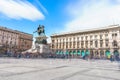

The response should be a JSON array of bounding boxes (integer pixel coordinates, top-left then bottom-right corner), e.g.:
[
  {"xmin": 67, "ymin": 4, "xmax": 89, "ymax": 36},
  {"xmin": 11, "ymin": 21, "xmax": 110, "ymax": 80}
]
[
  {"xmin": 64, "ymin": 0, "xmax": 120, "ymax": 32},
  {"xmin": 35, "ymin": 0, "xmax": 48, "ymax": 14},
  {"xmin": 0, "ymin": 0, "xmax": 45, "ymax": 21}
]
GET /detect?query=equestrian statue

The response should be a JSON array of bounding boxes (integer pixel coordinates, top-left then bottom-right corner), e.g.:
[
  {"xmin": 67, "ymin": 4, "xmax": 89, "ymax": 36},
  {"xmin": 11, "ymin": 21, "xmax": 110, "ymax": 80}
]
[
  {"xmin": 34, "ymin": 24, "xmax": 47, "ymax": 44},
  {"xmin": 34, "ymin": 25, "xmax": 45, "ymax": 36}
]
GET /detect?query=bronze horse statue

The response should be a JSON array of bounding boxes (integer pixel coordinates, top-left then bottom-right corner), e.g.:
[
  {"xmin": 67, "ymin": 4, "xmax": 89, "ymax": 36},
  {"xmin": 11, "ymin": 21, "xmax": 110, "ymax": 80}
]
[{"xmin": 34, "ymin": 25, "xmax": 45, "ymax": 36}]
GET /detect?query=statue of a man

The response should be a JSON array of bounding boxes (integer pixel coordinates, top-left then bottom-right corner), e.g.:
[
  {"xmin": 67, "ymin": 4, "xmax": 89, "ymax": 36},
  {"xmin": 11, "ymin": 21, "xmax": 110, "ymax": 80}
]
[{"xmin": 34, "ymin": 25, "xmax": 45, "ymax": 36}]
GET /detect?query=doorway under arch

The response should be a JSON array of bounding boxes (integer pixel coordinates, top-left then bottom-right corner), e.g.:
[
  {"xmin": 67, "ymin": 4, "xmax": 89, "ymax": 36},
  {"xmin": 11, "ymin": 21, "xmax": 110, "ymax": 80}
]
[
  {"xmin": 114, "ymin": 50, "xmax": 119, "ymax": 56},
  {"xmin": 59, "ymin": 50, "xmax": 63, "ymax": 55},
  {"xmin": 85, "ymin": 50, "xmax": 90, "ymax": 55},
  {"xmin": 100, "ymin": 50, "xmax": 104, "ymax": 58},
  {"xmin": 56, "ymin": 50, "xmax": 59, "ymax": 54},
  {"xmin": 100, "ymin": 50, "xmax": 104, "ymax": 55},
  {"xmin": 69, "ymin": 51, "xmax": 73, "ymax": 55},
  {"xmin": 65, "ymin": 50, "xmax": 69, "ymax": 55},
  {"xmin": 73, "ymin": 50, "xmax": 77, "ymax": 55},
  {"xmin": 77, "ymin": 50, "xmax": 81, "ymax": 55}
]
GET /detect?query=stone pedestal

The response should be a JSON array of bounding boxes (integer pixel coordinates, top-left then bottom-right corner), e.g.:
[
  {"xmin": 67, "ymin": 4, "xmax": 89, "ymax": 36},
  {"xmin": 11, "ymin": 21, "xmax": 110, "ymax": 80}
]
[
  {"xmin": 34, "ymin": 43, "xmax": 50, "ymax": 53},
  {"xmin": 22, "ymin": 24, "xmax": 51, "ymax": 54},
  {"xmin": 22, "ymin": 36, "xmax": 50, "ymax": 54}
]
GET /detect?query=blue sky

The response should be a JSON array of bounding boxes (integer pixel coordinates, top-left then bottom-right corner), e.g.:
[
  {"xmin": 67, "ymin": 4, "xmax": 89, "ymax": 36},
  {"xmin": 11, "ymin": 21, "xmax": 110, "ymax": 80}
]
[{"xmin": 0, "ymin": 0, "xmax": 120, "ymax": 42}]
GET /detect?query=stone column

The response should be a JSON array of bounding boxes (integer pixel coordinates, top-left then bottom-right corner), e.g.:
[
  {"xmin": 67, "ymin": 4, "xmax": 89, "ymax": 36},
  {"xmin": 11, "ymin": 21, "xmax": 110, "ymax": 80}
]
[
  {"xmin": 93, "ymin": 40, "xmax": 95, "ymax": 49},
  {"xmin": 98, "ymin": 50, "xmax": 100, "ymax": 58},
  {"xmin": 108, "ymin": 31, "xmax": 113, "ymax": 50},
  {"xmin": 72, "ymin": 38, "xmax": 74, "ymax": 49},
  {"xmin": 64, "ymin": 41, "xmax": 66, "ymax": 50},
  {"xmin": 98, "ymin": 40, "xmax": 100, "ymax": 49},
  {"xmin": 79, "ymin": 41, "xmax": 81, "ymax": 49},
  {"xmin": 93, "ymin": 50, "xmax": 95, "ymax": 58},
  {"xmin": 88, "ymin": 40, "xmax": 90, "ymax": 49},
  {"xmin": 60, "ymin": 39, "xmax": 62, "ymax": 49},
  {"xmin": 103, "ymin": 50, "xmax": 106, "ymax": 58},
  {"xmin": 68, "ymin": 38, "xmax": 70, "ymax": 49},
  {"xmin": 57, "ymin": 41, "xmax": 60, "ymax": 49},
  {"xmin": 117, "ymin": 31, "xmax": 120, "ymax": 55},
  {"xmin": 67, "ymin": 41, "xmax": 69, "ymax": 49},
  {"xmin": 75, "ymin": 39, "xmax": 77, "ymax": 49},
  {"xmin": 55, "ymin": 43, "xmax": 57, "ymax": 50},
  {"xmin": 117, "ymin": 30, "xmax": 119, "ymax": 40},
  {"xmin": 110, "ymin": 49, "xmax": 113, "ymax": 54},
  {"xmin": 84, "ymin": 41, "xmax": 85, "ymax": 49},
  {"xmin": 103, "ymin": 39, "xmax": 105, "ymax": 49}
]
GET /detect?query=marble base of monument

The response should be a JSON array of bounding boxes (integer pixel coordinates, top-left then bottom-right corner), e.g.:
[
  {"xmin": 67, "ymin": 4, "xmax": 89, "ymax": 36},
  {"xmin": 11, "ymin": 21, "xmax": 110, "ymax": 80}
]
[
  {"xmin": 22, "ymin": 25, "xmax": 50, "ymax": 54},
  {"xmin": 22, "ymin": 43, "xmax": 50, "ymax": 54}
]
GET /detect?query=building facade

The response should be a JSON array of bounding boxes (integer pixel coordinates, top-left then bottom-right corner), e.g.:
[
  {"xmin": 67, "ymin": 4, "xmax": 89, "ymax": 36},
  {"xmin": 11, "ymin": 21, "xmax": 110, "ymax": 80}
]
[
  {"xmin": 18, "ymin": 31, "xmax": 33, "ymax": 51},
  {"xmin": 0, "ymin": 26, "xmax": 33, "ymax": 53},
  {"xmin": 51, "ymin": 25, "xmax": 120, "ymax": 59}
]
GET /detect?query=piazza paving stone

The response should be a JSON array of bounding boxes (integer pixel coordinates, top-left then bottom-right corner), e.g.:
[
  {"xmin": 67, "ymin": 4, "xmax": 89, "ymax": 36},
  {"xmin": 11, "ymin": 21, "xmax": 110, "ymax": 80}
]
[{"xmin": 0, "ymin": 58, "xmax": 119, "ymax": 80}]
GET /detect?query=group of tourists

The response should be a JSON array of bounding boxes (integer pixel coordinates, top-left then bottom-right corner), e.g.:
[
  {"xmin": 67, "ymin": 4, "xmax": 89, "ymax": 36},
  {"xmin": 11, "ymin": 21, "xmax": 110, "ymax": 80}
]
[
  {"xmin": 110, "ymin": 53, "xmax": 120, "ymax": 62},
  {"xmin": 47, "ymin": 52, "xmax": 120, "ymax": 62},
  {"xmin": 4, "ymin": 51, "xmax": 120, "ymax": 62},
  {"xmin": 5, "ymin": 51, "xmax": 41, "ymax": 58}
]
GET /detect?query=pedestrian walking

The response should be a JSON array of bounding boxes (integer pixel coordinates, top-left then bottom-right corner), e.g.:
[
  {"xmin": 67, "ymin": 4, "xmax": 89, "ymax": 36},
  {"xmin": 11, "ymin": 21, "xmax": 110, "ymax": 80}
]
[{"xmin": 110, "ymin": 54, "xmax": 114, "ymax": 62}]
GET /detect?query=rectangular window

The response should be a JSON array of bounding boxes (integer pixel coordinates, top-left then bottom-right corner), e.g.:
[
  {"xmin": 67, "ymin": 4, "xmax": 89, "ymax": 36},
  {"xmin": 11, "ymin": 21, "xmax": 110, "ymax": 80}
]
[
  {"xmin": 100, "ymin": 40, "xmax": 103, "ymax": 47},
  {"xmin": 81, "ymin": 37, "xmax": 83, "ymax": 40},
  {"xmin": 59, "ymin": 43, "xmax": 61, "ymax": 49},
  {"xmin": 81, "ymin": 41, "xmax": 84, "ymax": 48},
  {"xmin": 63, "ymin": 42, "xmax": 64, "ymax": 49},
  {"xmin": 73, "ymin": 42, "xmax": 75, "ymax": 48},
  {"xmin": 85, "ymin": 41, "xmax": 88, "ymax": 48},
  {"xmin": 95, "ymin": 35, "xmax": 97, "ymax": 39},
  {"xmin": 90, "ymin": 36, "xmax": 92, "ymax": 40},
  {"xmin": 77, "ymin": 42, "xmax": 79, "ymax": 48},
  {"xmin": 66, "ymin": 42, "xmax": 68, "ymax": 48},
  {"xmin": 105, "ymin": 39, "xmax": 109, "ymax": 47},
  {"xmin": 70, "ymin": 42, "xmax": 72, "ymax": 48},
  {"xmin": 77, "ymin": 37, "xmax": 79, "ymax": 41},
  {"xmin": 52, "ymin": 40, "xmax": 54, "ymax": 43},
  {"xmin": 85, "ymin": 36, "xmax": 88, "ymax": 40},
  {"xmin": 100, "ymin": 35, "xmax": 102, "ymax": 39},
  {"xmin": 95, "ymin": 41, "xmax": 98, "ymax": 47}
]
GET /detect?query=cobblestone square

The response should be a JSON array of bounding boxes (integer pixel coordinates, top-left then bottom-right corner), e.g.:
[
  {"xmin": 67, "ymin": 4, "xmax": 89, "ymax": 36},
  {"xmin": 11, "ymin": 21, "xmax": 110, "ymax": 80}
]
[{"xmin": 0, "ymin": 58, "xmax": 120, "ymax": 80}]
